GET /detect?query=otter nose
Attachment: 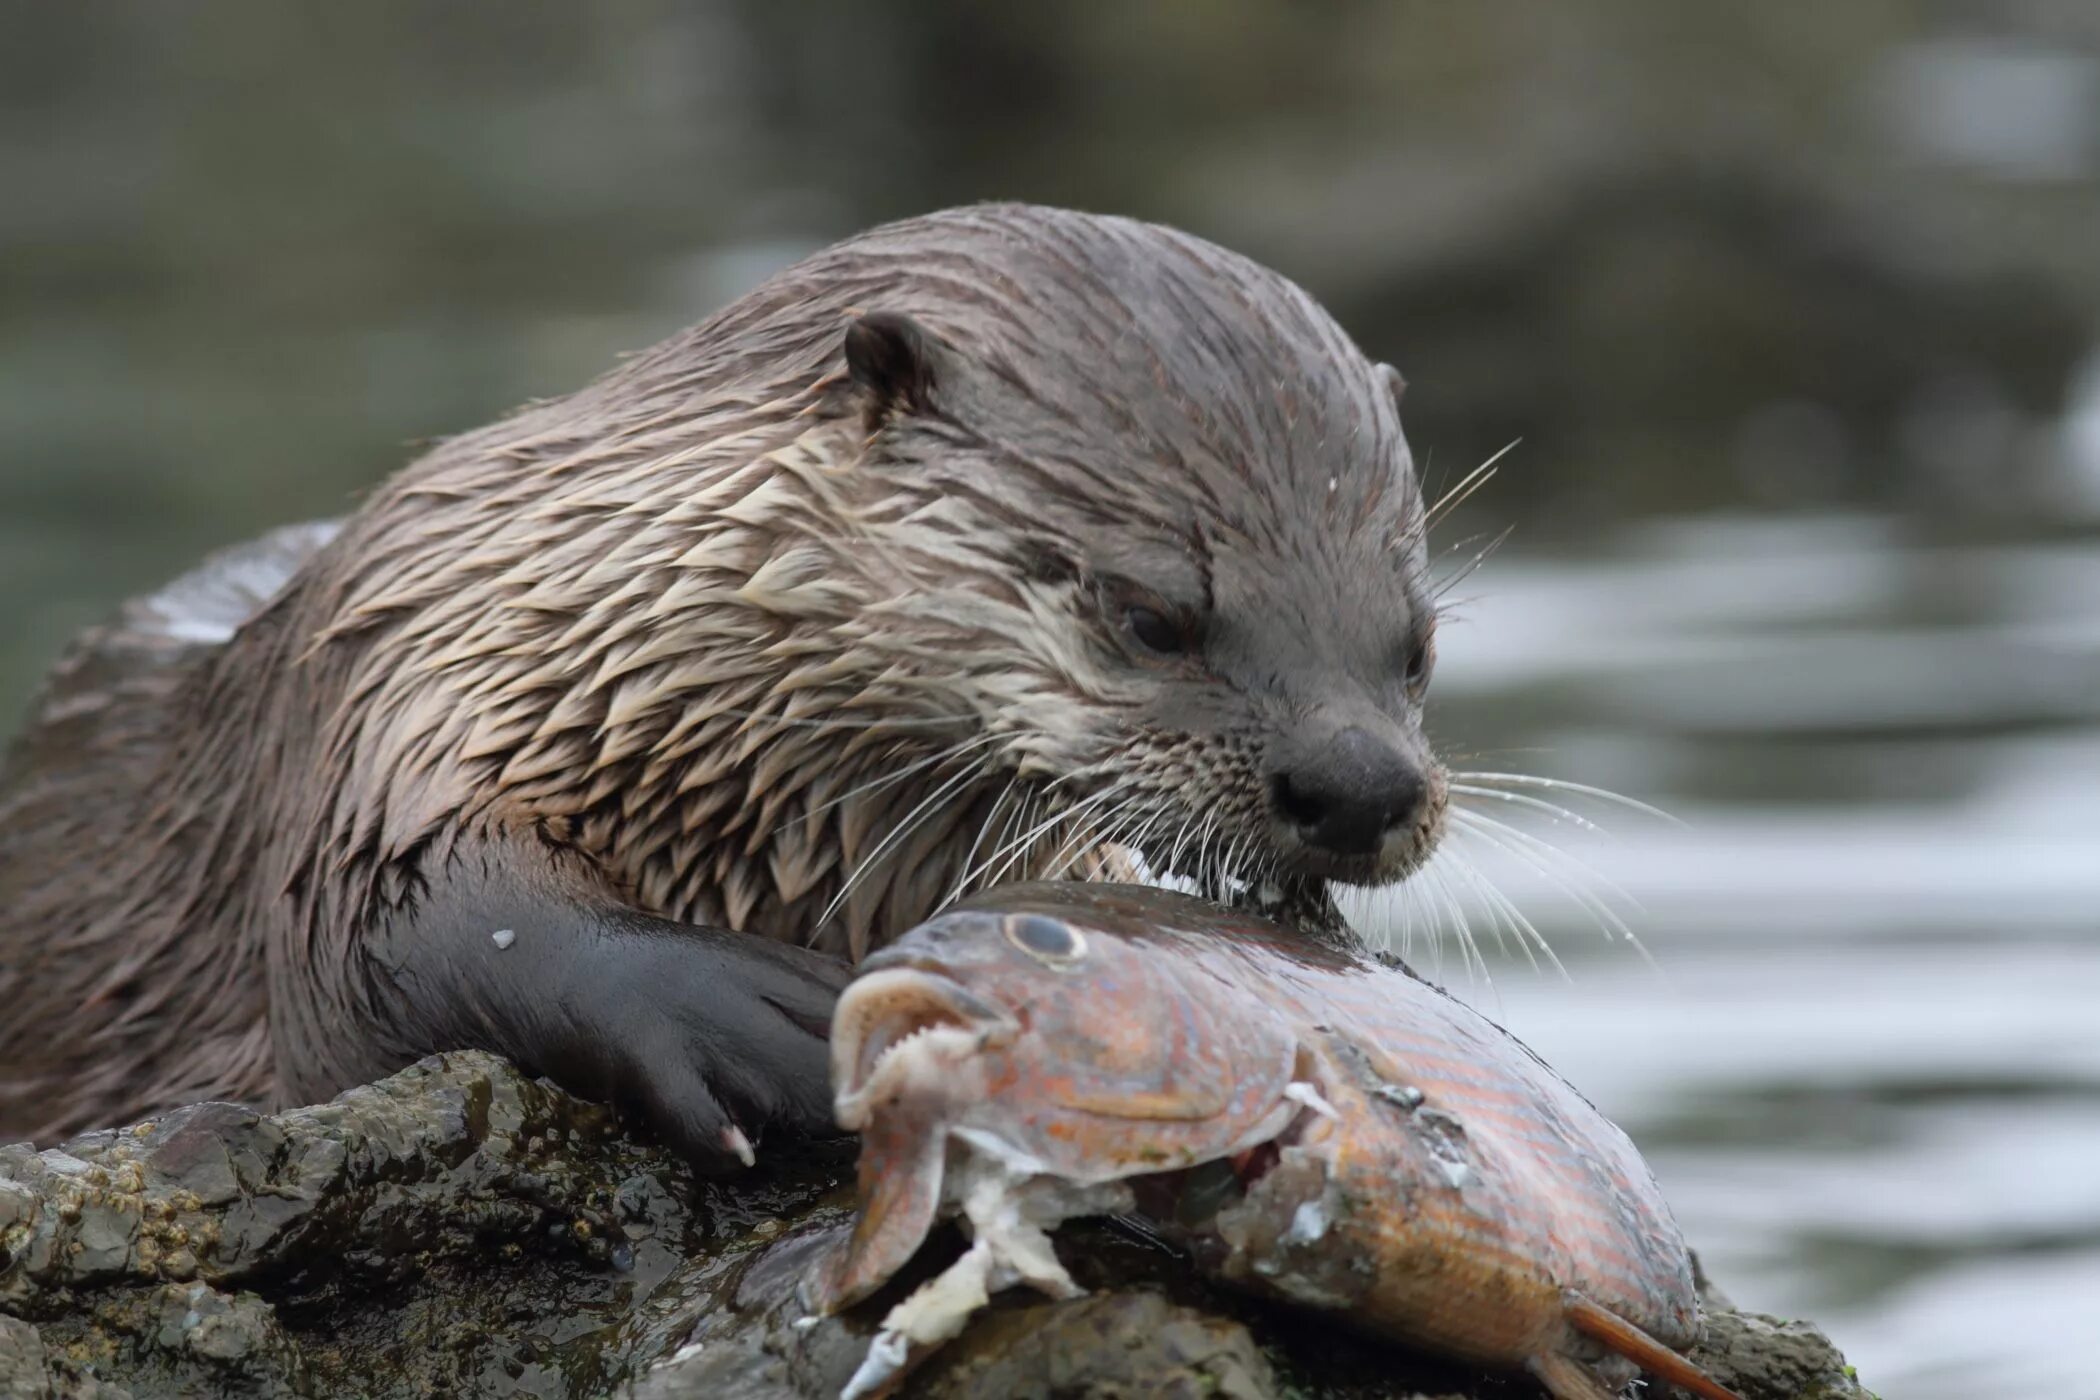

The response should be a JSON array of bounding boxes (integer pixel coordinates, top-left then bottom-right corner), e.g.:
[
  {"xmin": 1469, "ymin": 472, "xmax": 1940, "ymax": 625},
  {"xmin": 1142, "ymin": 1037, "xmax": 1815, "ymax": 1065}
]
[{"xmin": 1270, "ymin": 727, "xmax": 1425, "ymax": 857}]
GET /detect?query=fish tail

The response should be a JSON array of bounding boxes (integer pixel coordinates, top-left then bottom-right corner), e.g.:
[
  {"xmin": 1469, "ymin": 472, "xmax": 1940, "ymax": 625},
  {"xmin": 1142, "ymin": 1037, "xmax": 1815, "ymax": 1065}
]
[{"xmin": 1562, "ymin": 1291, "xmax": 1745, "ymax": 1400}]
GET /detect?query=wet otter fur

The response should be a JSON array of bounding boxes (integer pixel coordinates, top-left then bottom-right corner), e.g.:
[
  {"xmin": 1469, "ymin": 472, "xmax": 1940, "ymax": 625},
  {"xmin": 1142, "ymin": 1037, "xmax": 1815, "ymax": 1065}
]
[{"xmin": 0, "ymin": 204, "xmax": 1447, "ymax": 1167}]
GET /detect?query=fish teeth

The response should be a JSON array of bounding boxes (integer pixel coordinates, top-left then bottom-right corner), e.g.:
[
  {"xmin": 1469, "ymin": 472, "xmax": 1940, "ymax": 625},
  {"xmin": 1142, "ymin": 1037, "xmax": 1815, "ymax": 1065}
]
[{"xmin": 866, "ymin": 1017, "xmax": 967, "ymax": 1081}]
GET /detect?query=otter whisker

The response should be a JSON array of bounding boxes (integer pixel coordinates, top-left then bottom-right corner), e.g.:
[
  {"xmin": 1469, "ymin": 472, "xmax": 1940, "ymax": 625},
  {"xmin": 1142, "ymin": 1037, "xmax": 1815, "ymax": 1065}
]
[
  {"xmin": 1040, "ymin": 762, "xmax": 1119, "ymax": 796},
  {"xmin": 1219, "ymin": 825, "xmax": 1255, "ymax": 898},
  {"xmin": 1422, "ymin": 437, "xmax": 1520, "ymax": 533},
  {"xmin": 1187, "ymin": 809, "xmax": 1226, "ymax": 900},
  {"xmin": 1436, "ymin": 845, "xmax": 1525, "ymax": 968},
  {"xmin": 1076, "ymin": 801, "xmax": 1163, "ymax": 884},
  {"xmin": 1198, "ymin": 813, "xmax": 1227, "ymax": 898},
  {"xmin": 1233, "ymin": 826, "xmax": 1261, "ymax": 894},
  {"xmin": 1034, "ymin": 782, "xmax": 1128, "ymax": 863},
  {"xmin": 942, "ymin": 778, "xmax": 1030, "ymax": 904},
  {"xmin": 1250, "ymin": 846, "xmax": 1280, "ymax": 903},
  {"xmin": 1156, "ymin": 807, "xmax": 1203, "ymax": 886},
  {"xmin": 972, "ymin": 778, "xmax": 1131, "ymax": 893},
  {"xmin": 823, "ymin": 752, "xmax": 1000, "ymax": 928},
  {"xmin": 1107, "ymin": 804, "xmax": 1169, "ymax": 875},
  {"xmin": 1395, "ymin": 867, "xmax": 1445, "ymax": 974},
  {"xmin": 981, "ymin": 787, "xmax": 1069, "ymax": 893},
  {"xmin": 808, "ymin": 730, "xmax": 1007, "ymax": 823},
  {"xmin": 1398, "ymin": 868, "xmax": 1436, "ymax": 966},
  {"xmin": 1068, "ymin": 784, "xmax": 1153, "ymax": 874},
  {"xmin": 1450, "ymin": 771, "xmax": 1685, "ymax": 827},
  {"xmin": 1211, "ymin": 827, "xmax": 1238, "ymax": 896},
  {"xmin": 1354, "ymin": 869, "xmax": 1430, "ymax": 970},
  {"xmin": 1050, "ymin": 792, "xmax": 1145, "ymax": 884},
  {"xmin": 966, "ymin": 787, "xmax": 1050, "ymax": 898},
  {"xmin": 1449, "ymin": 809, "xmax": 1657, "ymax": 970},
  {"xmin": 1342, "ymin": 877, "xmax": 1407, "ymax": 964},
  {"xmin": 1424, "ymin": 857, "xmax": 1486, "ymax": 986},
  {"xmin": 1437, "ymin": 827, "xmax": 1570, "ymax": 980},
  {"xmin": 1412, "ymin": 861, "xmax": 1463, "ymax": 985},
  {"xmin": 1398, "ymin": 876, "xmax": 1426, "ymax": 964},
  {"xmin": 1042, "ymin": 793, "xmax": 1133, "ymax": 882},
  {"xmin": 1450, "ymin": 783, "xmax": 1611, "ymax": 838},
  {"xmin": 1341, "ymin": 876, "xmax": 1401, "ymax": 963},
  {"xmin": 1432, "ymin": 524, "xmax": 1515, "ymax": 603},
  {"xmin": 1450, "ymin": 805, "xmax": 1647, "ymax": 919},
  {"xmin": 955, "ymin": 792, "xmax": 1061, "ymax": 896},
  {"xmin": 1441, "ymin": 856, "xmax": 1499, "ymax": 989},
  {"xmin": 702, "ymin": 704, "xmax": 975, "ymax": 733},
  {"xmin": 1447, "ymin": 777, "xmax": 1663, "ymax": 949},
  {"xmin": 1192, "ymin": 810, "xmax": 1226, "ymax": 898},
  {"xmin": 1238, "ymin": 826, "xmax": 1266, "ymax": 890},
  {"xmin": 943, "ymin": 773, "xmax": 1024, "ymax": 903},
  {"xmin": 1443, "ymin": 861, "xmax": 1497, "ymax": 988},
  {"xmin": 1451, "ymin": 814, "xmax": 1653, "ymax": 974}
]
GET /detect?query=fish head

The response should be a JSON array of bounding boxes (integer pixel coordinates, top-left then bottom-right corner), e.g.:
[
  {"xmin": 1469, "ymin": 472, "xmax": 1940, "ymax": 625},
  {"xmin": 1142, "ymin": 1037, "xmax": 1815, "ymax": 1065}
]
[
  {"xmin": 817, "ymin": 895, "xmax": 1307, "ymax": 1310},
  {"xmin": 837, "ymin": 900, "xmax": 1305, "ymax": 1171}
]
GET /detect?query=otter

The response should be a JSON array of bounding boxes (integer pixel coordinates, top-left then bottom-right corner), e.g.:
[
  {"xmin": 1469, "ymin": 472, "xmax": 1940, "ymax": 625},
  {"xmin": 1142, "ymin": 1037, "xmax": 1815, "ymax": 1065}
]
[{"xmin": 0, "ymin": 204, "xmax": 1447, "ymax": 1171}]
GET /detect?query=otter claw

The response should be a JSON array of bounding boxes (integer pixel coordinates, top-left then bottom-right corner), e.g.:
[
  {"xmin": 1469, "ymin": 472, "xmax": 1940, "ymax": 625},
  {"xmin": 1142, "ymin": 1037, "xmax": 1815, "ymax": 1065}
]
[{"xmin": 721, "ymin": 1124, "xmax": 757, "ymax": 1168}]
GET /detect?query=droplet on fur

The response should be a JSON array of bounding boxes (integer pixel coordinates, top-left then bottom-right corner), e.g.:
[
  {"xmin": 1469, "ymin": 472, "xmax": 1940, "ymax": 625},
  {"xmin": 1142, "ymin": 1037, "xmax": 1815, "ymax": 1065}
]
[{"xmin": 490, "ymin": 929, "xmax": 516, "ymax": 950}]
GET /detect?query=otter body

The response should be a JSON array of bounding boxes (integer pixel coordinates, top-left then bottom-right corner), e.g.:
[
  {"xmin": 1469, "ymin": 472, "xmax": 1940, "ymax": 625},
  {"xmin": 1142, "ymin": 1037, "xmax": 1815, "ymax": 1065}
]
[{"xmin": 0, "ymin": 205, "xmax": 1448, "ymax": 1168}]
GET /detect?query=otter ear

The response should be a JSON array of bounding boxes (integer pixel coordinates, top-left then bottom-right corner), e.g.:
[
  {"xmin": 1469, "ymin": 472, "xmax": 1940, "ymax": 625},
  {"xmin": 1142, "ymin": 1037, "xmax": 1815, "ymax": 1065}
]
[
  {"xmin": 844, "ymin": 311, "xmax": 943, "ymax": 419},
  {"xmin": 1378, "ymin": 362, "xmax": 1407, "ymax": 405}
]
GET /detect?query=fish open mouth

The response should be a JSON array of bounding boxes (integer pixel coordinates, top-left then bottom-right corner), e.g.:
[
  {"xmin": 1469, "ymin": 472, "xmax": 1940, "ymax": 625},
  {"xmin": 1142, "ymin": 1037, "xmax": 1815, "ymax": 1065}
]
[{"xmin": 830, "ymin": 966, "xmax": 1019, "ymax": 1130}]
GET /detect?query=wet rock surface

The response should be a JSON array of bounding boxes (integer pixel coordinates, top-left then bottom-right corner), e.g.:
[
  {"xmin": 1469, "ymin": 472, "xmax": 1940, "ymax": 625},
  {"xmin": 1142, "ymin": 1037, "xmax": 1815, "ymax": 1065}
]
[{"xmin": 0, "ymin": 1053, "xmax": 1870, "ymax": 1399}]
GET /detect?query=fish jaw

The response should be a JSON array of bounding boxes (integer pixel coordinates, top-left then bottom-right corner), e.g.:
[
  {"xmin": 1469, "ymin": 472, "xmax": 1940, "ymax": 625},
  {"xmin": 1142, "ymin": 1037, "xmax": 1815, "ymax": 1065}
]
[
  {"xmin": 813, "ymin": 1105, "xmax": 952, "ymax": 1315},
  {"xmin": 817, "ymin": 965, "xmax": 1016, "ymax": 1314},
  {"xmin": 831, "ymin": 965, "xmax": 1016, "ymax": 1132},
  {"xmin": 835, "ymin": 1159, "xmax": 1140, "ymax": 1400}
]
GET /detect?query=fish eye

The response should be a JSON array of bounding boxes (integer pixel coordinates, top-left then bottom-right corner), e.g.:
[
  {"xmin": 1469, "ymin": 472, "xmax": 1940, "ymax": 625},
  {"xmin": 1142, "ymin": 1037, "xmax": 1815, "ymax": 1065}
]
[{"xmin": 1004, "ymin": 914, "xmax": 1087, "ymax": 966}]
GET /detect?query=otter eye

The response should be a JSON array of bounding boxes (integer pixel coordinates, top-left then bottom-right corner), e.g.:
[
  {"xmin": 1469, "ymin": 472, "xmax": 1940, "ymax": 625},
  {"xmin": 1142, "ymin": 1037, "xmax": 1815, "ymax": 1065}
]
[
  {"xmin": 1125, "ymin": 605, "xmax": 1183, "ymax": 656},
  {"xmin": 1004, "ymin": 914, "xmax": 1087, "ymax": 967},
  {"xmin": 1404, "ymin": 633, "xmax": 1436, "ymax": 698}
]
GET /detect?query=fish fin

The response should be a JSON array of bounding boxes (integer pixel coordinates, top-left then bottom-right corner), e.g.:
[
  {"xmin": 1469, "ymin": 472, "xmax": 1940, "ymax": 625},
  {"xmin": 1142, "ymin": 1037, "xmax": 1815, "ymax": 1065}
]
[
  {"xmin": 1526, "ymin": 1352, "xmax": 1619, "ymax": 1400},
  {"xmin": 1563, "ymin": 1291, "xmax": 1745, "ymax": 1400}
]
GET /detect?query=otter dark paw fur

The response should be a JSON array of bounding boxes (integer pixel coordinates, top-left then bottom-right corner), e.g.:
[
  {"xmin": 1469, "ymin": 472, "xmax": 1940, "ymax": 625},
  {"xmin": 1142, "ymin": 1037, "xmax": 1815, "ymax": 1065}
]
[
  {"xmin": 596, "ymin": 919, "xmax": 851, "ymax": 1172},
  {"xmin": 333, "ymin": 836, "xmax": 854, "ymax": 1175}
]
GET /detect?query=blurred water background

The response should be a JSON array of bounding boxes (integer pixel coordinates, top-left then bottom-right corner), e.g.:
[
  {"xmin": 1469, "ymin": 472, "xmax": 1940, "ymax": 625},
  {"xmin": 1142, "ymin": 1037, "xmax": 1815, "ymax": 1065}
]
[{"xmin": 3, "ymin": 6, "xmax": 2097, "ymax": 1396}]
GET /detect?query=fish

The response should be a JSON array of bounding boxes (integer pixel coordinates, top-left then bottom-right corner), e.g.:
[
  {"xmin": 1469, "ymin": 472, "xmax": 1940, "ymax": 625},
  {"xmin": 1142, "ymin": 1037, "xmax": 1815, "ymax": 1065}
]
[{"xmin": 807, "ymin": 882, "xmax": 1741, "ymax": 1400}]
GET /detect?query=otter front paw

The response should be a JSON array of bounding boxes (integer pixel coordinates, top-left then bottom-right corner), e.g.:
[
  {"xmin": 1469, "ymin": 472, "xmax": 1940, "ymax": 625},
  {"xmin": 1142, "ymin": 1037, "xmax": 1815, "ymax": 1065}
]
[
  {"xmin": 366, "ymin": 851, "xmax": 857, "ymax": 1178},
  {"xmin": 614, "ymin": 929, "xmax": 852, "ymax": 1175}
]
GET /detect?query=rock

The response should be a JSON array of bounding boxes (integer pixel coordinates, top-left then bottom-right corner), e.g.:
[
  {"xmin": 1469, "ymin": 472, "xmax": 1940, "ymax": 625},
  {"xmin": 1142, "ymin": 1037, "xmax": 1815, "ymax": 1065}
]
[
  {"xmin": 1, "ymin": 1315, "xmax": 54, "ymax": 1400},
  {"xmin": 0, "ymin": 1052, "xmax": 1871, "ymax": 1399},
  {"xmin": 1691, "ymin": 1309, "xmax": 1872, "ymax": 1400}
]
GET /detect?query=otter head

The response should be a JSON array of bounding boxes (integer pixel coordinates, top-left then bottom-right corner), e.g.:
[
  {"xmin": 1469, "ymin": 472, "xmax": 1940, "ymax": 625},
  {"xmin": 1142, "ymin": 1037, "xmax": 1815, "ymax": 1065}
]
[
  {"xmin": 821, "ymin": 207, "xmax": 1445, "ymax": 901},
  {"xmin": 318, "ymin": 205, "xmax": 1448, "ymax": 955}
]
